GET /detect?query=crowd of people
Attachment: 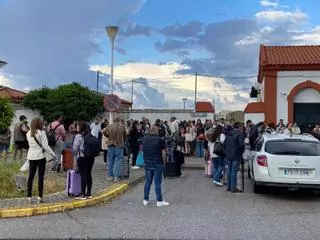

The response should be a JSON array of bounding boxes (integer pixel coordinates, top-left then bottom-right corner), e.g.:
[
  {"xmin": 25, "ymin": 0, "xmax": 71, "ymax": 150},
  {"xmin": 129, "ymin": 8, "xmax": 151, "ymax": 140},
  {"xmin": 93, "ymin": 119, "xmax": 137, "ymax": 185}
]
[{"xmin": 1, "ymin": 113, "xmax": 320, "ymax": 205}]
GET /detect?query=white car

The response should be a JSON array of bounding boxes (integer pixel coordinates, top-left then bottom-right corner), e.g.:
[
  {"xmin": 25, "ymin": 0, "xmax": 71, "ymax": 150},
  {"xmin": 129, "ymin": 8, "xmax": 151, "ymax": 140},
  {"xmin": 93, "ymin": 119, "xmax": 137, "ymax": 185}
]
[{"xmin": 248, "ymin": 133, "xmax": 320, "ymax": 193}]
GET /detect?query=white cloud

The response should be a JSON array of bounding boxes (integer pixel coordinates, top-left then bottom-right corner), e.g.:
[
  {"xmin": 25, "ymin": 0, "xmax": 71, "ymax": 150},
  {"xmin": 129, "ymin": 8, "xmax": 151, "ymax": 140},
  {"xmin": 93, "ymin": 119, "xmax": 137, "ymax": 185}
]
[
  {"xmin": 255, "ymin": 10, "xmax": 308, "ymax": 23},
  {"xmin": 260, "ymin": 0, "xmax": 278, "ymax": 7},
  {"xmin": 90, "ymin": 62, "xmax": 249, "ymax": 111},
  {"xmin": 0, "ymin": 74, "xmax": 11, "ymax": 87},
  {"xmin": 293, "ymin": 26, "xmax": 320, "ymax": 44}
]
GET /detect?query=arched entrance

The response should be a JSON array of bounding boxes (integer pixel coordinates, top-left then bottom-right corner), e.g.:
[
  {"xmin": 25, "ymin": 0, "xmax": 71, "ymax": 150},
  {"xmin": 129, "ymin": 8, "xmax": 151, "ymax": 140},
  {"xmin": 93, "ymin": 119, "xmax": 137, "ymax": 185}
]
[{"xmin": 287, "ymin": 81, "xmax": 320, "ymax": 129}]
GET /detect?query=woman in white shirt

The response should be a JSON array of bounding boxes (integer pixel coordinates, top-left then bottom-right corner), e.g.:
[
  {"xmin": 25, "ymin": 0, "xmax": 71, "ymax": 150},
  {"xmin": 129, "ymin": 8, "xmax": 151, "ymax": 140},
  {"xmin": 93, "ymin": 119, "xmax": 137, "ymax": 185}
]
[
  {"xmin": 26, "ymin": 118, "xmax": 55, "ymax": 203},
  {"xmin": 209, "ymin": 125, "xmax": 226, "ymax": 186}
]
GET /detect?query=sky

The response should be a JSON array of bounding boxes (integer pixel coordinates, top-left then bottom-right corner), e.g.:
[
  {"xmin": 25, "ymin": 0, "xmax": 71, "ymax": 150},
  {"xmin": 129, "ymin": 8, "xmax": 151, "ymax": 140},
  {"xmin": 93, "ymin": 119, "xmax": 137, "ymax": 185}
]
[{"xmin": 1, "ymin": 0, "xmax": 320, "ymax": 111}]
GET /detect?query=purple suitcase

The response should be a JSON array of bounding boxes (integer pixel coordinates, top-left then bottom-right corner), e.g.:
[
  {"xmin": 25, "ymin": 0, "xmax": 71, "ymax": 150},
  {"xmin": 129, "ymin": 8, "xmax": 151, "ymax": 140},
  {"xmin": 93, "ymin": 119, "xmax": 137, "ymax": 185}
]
[{"xmin": 66, "ymin": 169, "xmax": 82, "ymax": 196}]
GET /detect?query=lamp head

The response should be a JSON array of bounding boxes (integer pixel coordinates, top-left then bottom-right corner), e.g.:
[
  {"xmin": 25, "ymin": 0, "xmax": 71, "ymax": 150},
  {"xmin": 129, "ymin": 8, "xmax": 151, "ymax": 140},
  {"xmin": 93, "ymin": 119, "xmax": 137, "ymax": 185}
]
[
  {"xmin": 0, "ymin": 60, "xmax": 7, "ymax": 68},
  {"xmin": 106, "ymin": 26, "xmax": 119, "ymax": 42}
]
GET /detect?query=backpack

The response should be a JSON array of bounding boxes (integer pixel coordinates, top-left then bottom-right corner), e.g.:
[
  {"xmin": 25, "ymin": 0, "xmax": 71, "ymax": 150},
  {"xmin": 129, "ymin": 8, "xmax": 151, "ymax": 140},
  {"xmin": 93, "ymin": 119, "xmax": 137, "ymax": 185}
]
[
  {"xmin": 47, "ymin": 123, "xmax": 61, "ymax": 146},
  {"xmin": 83, "ymin": 134, "xmax": 100, "ymax": 157}
]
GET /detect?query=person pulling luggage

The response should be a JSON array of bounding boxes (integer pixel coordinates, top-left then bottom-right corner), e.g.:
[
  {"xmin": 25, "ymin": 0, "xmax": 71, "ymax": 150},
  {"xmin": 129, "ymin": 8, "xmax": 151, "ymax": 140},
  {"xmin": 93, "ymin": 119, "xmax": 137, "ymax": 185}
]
[{"xmin": 73, "ymin": 122, "xmax": 99, "ymax": 200}]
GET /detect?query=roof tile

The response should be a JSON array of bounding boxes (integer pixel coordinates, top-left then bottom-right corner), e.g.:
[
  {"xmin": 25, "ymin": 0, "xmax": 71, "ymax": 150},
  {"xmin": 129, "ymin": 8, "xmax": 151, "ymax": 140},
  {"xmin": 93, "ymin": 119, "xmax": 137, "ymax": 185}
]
[{"xmin": 195, "ymin": 101, "xmax": 215, "ymax": 113}]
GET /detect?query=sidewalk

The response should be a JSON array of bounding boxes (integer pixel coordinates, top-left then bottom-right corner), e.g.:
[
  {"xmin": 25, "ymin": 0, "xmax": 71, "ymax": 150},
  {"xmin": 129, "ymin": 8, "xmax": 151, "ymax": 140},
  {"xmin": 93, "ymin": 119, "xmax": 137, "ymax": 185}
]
[{"xmin": 0, "ymin": 155, "xmax": 205, "ymax": 218}]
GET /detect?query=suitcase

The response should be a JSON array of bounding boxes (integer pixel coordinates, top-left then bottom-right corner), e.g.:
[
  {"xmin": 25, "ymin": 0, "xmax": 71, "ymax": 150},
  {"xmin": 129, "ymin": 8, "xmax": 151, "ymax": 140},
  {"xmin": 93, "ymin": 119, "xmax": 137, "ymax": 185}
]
[
  {"xmin": 164, "ymin": 150, "xmax": 182, "ymax": 178},
  {"xmin": 119, "ymin": 156, "xmax": 130, "ymax": 179},
  {"xmin": 66, "ymin": 169, "xmax": 82, "ymax": 196},
  {"xmin": 62, "ymin": 149, "xmax": 74, "ymax": 171},
  {"xmin": 15, "ymin": 173, "xmax": 27, "ymax": 191}
]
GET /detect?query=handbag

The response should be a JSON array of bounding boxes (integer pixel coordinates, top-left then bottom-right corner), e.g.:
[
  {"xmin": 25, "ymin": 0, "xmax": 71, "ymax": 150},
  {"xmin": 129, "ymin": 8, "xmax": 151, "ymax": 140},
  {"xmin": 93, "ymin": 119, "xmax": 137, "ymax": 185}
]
[
  {"xmin": 33, "ymin": 135, "xmax": 54, "ymax": 162},
  {"xmin": 213, "ymin": 135, "xmax": 225, "ymax": 157},
  {"xmin": 20, "ymin": 160, "xmax": 30, "ymax": 172},
  {"xmin": 136, "ymin": 151, "xmax": 144, "ymax": 167}
]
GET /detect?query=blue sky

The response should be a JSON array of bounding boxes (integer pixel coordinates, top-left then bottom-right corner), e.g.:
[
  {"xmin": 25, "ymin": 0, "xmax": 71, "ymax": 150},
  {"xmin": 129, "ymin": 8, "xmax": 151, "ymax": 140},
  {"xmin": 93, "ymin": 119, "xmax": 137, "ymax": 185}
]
[{"xmin": 1, "ymin": 0, "xmax": 320, "ymax": 110}]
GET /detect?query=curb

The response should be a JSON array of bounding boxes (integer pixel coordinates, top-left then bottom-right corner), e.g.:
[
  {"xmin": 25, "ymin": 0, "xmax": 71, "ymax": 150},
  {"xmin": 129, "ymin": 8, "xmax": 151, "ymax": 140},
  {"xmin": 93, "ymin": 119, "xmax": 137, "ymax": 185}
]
[{"xmin": 0, "ymin": 175, "xmax": 145, "ymax": 219}]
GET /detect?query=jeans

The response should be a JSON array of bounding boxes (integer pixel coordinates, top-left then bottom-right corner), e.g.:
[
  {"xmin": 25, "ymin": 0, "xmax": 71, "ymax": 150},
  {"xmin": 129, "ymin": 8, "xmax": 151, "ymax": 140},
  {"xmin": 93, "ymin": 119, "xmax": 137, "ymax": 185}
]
[
  {"xmin": 213, "ymin": 157, "xmax": 225, "ymax": 182},
  {"xmin": 52, "ymin": 140, "xmax": 65, "ymax": 170},
  {"xmin": 227, "ymin": 160, "xmax": 241, "ymax": 191},
  {"xmin": 27, "ymin": 158, "xmax": 46, "ymax": 198},
  {"xmin": 144, "ymin": 164, "xmax": 164, "ymax": 202},
  {"xmin": 107, "ymin": 147, "xmax": 123, "ymax": 178},
  {"xmin": 78, "ymin": 156, "xmax": 95, "ymax": 196},
  {"xmin": 196, "ymin": 140, "xmax": 204, "ymax": 157}
]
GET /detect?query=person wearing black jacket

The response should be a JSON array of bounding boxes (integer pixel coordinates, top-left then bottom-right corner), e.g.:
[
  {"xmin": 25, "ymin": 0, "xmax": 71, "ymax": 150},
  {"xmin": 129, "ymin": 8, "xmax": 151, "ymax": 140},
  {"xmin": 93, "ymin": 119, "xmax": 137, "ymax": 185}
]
[
  {"xmin": 129, "ymin": 121, "xmax": 143, "ymax": 169},
  {"xmin": 225, "ymin": 122, "xmax": 245, "ymax": 193},
  {"xmin": 155, "ymin": 119, "xmax": 166, "ymax": 138}
]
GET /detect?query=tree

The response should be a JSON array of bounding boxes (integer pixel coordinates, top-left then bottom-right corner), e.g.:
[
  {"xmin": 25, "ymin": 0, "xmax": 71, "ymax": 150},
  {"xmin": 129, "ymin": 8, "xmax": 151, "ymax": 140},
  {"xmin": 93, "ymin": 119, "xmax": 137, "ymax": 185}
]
[
  {"xmin": 23, "ymin": 82, "xmax": 104, "ymax": 122},
  {"xmin": 0, "ymin": 97, "xmax": 14, "ymax": 130}
]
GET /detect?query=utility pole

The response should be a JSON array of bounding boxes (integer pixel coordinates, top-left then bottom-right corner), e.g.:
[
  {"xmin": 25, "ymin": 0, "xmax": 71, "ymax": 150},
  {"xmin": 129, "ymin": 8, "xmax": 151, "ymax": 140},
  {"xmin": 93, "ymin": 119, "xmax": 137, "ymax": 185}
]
[
  {"xmin": 194, "ymin": 72, "xmax": 198, "ymax": 112},
  {"xmin": 96, "ymin": 70, "xmax": 100, "ymax": 94},
  {"xmin": 131, "ymin": 79, "xmax": 134, "ymax": 109},
  {"xmin": 182, "ymin": 98, "xmax": 187, "ymax": 110}
]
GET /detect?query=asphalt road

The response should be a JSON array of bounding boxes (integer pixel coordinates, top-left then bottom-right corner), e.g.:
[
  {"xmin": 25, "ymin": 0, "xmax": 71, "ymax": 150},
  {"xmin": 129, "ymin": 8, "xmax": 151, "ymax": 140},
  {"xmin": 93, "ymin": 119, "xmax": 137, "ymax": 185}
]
[{"xmin": 1, "ymin": 170, "xmax": 320, "ymax": 240}]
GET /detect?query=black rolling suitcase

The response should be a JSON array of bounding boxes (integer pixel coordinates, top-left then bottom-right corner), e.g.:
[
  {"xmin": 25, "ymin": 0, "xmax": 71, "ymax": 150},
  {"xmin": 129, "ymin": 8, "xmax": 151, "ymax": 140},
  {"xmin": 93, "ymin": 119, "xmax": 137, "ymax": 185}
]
[
  {"xmin": 119, "ymin": 146, "xmax": 130, "ymax": 179},
  {"xmin": 164, "ymin": 150, "xmax": 182, "ymax": 178}
]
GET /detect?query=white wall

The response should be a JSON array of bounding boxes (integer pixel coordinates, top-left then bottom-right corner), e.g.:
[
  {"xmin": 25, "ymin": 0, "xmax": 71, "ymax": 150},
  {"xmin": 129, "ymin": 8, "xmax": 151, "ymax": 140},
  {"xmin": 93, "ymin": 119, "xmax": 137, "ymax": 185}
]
[
  {"xmin": 277, "ymin": 71, "xmax": 320, "ymax": 124},
  {"xmin": 101, "ymin": 110, "xmax": 215, "ymax": 124},
  {"xmin": 245, "ymin": 113, "xmax": 265, "ymax": 124},
  {"xmin": 10, "ymin": 104, "xmax": 41, "ymax": 143}
]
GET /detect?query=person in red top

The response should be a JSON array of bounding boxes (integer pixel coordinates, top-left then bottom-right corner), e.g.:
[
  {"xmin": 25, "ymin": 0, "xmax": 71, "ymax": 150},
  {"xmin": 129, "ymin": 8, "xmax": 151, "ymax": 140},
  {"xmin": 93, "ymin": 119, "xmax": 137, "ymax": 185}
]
[{"xmin": 49, "ymin": 115, "xmax": 66, "ymax": 172}]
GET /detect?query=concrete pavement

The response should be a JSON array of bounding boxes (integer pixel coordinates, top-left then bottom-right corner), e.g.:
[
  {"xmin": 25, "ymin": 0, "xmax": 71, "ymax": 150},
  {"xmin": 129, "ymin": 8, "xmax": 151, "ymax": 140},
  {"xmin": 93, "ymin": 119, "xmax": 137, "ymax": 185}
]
[{"xmin": 1, "ymin": 169, "xmax": 320, "ymax": 239}]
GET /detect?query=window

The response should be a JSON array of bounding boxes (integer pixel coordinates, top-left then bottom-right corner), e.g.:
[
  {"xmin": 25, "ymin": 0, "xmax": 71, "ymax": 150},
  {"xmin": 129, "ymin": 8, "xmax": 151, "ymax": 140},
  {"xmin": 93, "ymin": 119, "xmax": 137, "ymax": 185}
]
[{"xmin": 265, "ymin": 140, "xmax": 320, "ymax": 156}]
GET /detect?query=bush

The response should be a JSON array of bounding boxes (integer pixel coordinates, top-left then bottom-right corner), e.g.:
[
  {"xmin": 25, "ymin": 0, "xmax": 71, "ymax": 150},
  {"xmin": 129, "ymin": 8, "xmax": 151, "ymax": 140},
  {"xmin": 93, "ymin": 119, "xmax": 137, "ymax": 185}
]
[
  {"xmin": 0, "ymin": 97, "xmax": 14, "ymax": 130},
  {"xmin": 0, "ymin": 161, "xmax": 66, "ymax": 199}
]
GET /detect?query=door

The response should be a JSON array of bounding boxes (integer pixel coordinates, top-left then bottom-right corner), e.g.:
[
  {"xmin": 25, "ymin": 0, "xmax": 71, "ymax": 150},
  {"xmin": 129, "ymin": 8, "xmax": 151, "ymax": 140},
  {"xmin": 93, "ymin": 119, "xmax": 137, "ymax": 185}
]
[{"xmin": 294, "ymin": 103, "xmax": 320, "ymax": 129}]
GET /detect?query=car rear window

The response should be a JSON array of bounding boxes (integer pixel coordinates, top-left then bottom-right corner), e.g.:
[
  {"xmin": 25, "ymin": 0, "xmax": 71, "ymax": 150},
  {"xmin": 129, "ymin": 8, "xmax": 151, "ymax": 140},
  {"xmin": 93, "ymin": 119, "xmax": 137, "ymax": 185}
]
[{"xmin": 265, "ymin": 140, "xmax": 320, "ymax": 156}]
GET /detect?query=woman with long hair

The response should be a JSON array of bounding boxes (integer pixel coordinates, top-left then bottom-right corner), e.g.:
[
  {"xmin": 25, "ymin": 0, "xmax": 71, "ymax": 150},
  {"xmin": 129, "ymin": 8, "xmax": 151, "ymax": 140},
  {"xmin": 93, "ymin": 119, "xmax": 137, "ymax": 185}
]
[
  {"xmin": 129, "ymin": 121, "xmax": 143, "ymax": 169},
  {"xmin": 26, "ymin": 118, "xmax": 55, "ymax": 203},
  {"xmin": 210, "ymin": 125, "xmax": 226, "ymax": 186},
  {"xmin": 185, "ymin": 121, "xmax": 194, "ymax": 157},
  {"xmin": 73, "ymin": 122, "xmax": 95, "ymax": 199}
]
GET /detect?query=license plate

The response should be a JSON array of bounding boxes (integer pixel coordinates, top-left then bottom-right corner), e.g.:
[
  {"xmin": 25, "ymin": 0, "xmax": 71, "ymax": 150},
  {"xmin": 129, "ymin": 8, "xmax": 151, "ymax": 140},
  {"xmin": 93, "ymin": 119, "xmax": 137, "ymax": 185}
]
[{"xmin": 283, "ymin": 169, "xmax": 311, "ymax": 176}]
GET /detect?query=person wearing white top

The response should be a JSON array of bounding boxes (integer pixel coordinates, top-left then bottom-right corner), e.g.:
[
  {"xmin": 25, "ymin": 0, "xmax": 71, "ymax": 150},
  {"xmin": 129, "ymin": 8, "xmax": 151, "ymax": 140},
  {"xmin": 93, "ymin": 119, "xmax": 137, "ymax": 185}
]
[
  {"xmin": 26, "ymin": 118, "xmax": 55, "ymax": 204},
  {"xmin": 90, "ymin": 118, "xmax": 101, "ymax": 139},
  {"xmin": 209, "ymin": 125, "xmax": 226, "ymax": 186}
]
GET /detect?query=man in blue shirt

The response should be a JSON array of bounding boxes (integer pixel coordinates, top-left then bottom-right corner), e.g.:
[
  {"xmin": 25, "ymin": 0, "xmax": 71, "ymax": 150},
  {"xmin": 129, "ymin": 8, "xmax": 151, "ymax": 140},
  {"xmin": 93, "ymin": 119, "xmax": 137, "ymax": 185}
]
[{"xmin": 142, "ymin": 126, "xmax": 169, "ymax": 207}]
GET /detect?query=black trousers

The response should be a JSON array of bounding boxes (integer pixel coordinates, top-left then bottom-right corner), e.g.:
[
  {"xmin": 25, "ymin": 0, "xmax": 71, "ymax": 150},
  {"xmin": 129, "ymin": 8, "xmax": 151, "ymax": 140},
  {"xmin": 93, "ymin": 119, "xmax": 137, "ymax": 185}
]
[
  {"xmin": 78, "ymin": 156, "xmax": 95, "ymax": 196},
  {"xmin": 131, "ymin": 148, "xmax": 139, "ymax": 167},
  {"xmin": 27, "ymin": 158, "xmax": 46, "ymax": 198}
]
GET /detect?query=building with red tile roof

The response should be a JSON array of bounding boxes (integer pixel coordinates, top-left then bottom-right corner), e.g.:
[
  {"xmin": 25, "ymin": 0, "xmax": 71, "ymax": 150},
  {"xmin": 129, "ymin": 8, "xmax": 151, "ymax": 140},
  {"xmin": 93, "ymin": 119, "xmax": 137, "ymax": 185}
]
[
  {"xmin": 245, "ymin": 45, "xmax": 320, "ymax": 128},
  {"xmin": 0, "ymin": 86, "xmax": 26, "ymax": 103}
]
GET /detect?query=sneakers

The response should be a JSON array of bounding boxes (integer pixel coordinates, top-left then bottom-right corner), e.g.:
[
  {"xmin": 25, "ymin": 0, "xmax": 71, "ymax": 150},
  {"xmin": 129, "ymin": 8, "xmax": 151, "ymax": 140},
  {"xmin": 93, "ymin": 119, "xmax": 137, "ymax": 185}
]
[
  {"xmin": 27, "ymin": 197, "xmax": 32, "ymax": 204},
  {"xmin": 143, "ymin": 200, "xmax": 149, "ymax": 206},
  {"xmin": 132, "ymin": 166, "xmax": 140, "ymax": 170},
  {"xmin": 114, "ymin": 178, "xmax": 120, "ymax": 182},
  {"xmin": 213, "ymin": 180, "xmax": 223, "ymax": 186},
  {"xmin": 107, "ymin": 177, "xmax": 114, "ymax": 181},
  {"xmin": 37, "ymin": 197, "xmax": 44, "ymax": 204},
  {"xmin": 157, "ymin": 201, "xmax": 170, "ymax": 207},
  {"xmin": 76, "ymin": 195, "xmax": 88, "ymax": 200},
  {"xmin": 86, "ymin": 195, "xmax": 93, "ymax": 199}
]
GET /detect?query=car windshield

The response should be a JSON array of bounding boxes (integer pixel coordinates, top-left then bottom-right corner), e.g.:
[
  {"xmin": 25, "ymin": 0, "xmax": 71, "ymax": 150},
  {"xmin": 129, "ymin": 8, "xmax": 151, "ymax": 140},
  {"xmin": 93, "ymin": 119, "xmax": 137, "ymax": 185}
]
[{"xmin": 265, "ymin": 140, "xmax": 320, "ymax": 156}]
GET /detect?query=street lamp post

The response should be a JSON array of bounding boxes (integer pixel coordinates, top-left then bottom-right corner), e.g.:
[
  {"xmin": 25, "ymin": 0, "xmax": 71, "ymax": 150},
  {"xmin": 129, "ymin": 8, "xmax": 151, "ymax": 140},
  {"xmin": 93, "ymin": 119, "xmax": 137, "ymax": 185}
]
[
  {"xmin": 106, "ymin": 26, "xmax": 119, "ymax": 124},
  {"xmin": 182, "ymin": 98, "xmax": 188, "ymax": 110}
]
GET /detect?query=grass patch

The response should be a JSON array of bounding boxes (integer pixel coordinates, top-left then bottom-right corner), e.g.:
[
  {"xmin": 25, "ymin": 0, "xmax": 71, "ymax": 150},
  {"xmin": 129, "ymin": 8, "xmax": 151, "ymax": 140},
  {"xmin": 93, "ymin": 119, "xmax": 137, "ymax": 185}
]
[{"xmin": 0, "ymin": 160, "xmax": 66, "ymax": 199}]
